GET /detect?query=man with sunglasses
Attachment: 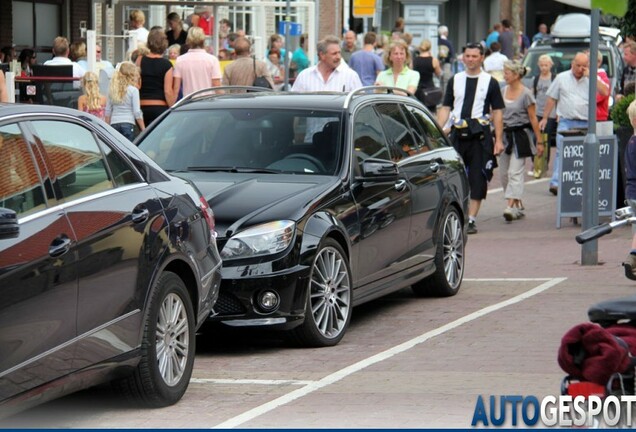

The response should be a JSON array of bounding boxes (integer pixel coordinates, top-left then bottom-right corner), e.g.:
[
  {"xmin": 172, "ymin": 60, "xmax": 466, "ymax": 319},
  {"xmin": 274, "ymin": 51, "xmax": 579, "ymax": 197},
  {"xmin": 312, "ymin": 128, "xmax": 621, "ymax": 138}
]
[{"xmin": 437, "ymin": 42, "xmax": 505, "ymax": 235}]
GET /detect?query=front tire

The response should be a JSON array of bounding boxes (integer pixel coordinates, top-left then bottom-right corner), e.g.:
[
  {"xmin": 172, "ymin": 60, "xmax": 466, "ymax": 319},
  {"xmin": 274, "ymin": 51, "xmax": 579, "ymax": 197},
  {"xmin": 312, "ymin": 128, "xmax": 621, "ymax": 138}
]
[
  {"xmin": 290, "ymin": 238, "xmax": 352, "ymax": 347},
  {"xmin": 114, "ymin": 271, "xmax": 196, "ymax": 407},
  {"xmin": 412, "ymin": 206, "xmax": 464, "ymax": 297}
]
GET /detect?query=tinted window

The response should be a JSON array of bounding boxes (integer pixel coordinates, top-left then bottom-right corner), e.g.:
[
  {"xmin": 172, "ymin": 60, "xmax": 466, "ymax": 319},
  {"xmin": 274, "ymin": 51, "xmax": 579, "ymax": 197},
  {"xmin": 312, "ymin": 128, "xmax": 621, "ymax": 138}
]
[
  {"xmin": 0, "ymin": 124, "xmax": 46, "ymax": 217},
  {"xmin": 138, "ymin": 109, "xmax": 343, "ymax": 175},
  {"xmin": 406, "ymin": 105, "xmax": 447, "ymax": 150},
  {"xmin": 375, "ymin": 103, "xmax": 416, "ymax": 161},
  {"xmin": 353, "ymin": 105, "xmax": 391, "ymax": 172},
  {"xmin": 30, "ymin": 121, "xmax": 113, "ymax": 201},
  {"xmin": 97, "ymin": 138, "xmax": 140, "ymax": 186},
  {"xmin": 523, "ymin": 47, "xmax": 614, "ymax": 78}
]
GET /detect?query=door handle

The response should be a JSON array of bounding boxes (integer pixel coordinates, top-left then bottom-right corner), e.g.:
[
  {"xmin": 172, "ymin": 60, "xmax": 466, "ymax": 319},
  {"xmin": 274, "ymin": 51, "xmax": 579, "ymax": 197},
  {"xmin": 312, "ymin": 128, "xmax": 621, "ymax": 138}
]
[
  {"xmin": 49, "ymin": 235, "xmax": 71, "ymax": 258},
  {"xmin": 430, "ymin": 162, "xmax": 440, "ymax": 173},
  {"xmin": 394, "ymin": 179, "xmax": 407, "ymax": 191},
  {"xmin": 131, "ymin": 207, "xmax": 149, "ymax": 223}
]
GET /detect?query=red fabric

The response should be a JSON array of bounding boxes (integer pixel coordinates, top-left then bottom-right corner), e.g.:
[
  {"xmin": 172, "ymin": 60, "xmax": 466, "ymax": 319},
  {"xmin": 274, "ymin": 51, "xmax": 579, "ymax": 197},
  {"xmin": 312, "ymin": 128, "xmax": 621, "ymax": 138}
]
[
  {"xmin": 596, "ymin": 69, "xmax": 610, "ymax": 121},
  {"xmin": 557, "ymin": 322, "xmax": 636, "ymax": 385}
]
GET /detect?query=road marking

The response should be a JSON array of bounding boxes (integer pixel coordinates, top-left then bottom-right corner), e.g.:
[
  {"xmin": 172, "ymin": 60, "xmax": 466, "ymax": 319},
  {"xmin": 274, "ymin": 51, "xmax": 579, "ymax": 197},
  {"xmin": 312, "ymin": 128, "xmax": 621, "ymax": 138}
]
[
  {"xmin": 191, "ymin": 378, "xmax": 315, "ymax": 386},
  {"xmin": 466, "ymin": 277, "xmax": 554, "ymax": 282},
  {"xmin": 212, "ymin": 277, "xmax": 567, "ymax": 429}
]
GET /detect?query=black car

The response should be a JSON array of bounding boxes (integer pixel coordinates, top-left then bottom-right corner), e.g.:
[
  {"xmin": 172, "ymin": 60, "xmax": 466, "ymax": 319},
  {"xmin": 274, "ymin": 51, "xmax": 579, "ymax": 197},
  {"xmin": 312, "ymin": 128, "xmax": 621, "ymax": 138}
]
[
  {"xmin": 137, "ymin": 87, "xmax": 469, "ymax": 347},
  {"xmin": 0, "ymin": 104, "xmax": 222, "ymax": 416}
]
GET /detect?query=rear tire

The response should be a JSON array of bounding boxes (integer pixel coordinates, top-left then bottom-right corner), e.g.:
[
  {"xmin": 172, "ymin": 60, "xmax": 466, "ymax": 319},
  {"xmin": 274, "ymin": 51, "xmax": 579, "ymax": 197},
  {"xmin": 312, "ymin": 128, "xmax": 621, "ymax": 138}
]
[
  {"xmin": 113, "ymin": 271, "xmax": 196, "ymax": 407},
  {"xmin": 412, "ymin": 206, "xmax": 464, "ymax": 297},
  {"xmin": 290, "ymin": 238, "xmax": 352, "ymax": 347}
]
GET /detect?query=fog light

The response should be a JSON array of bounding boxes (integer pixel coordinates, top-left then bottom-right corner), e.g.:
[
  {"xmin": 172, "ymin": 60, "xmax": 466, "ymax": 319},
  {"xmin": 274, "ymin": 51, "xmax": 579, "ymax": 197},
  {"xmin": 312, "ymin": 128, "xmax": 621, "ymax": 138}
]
[{"xmin": 258, "ymin": 291, "xmax": 280, "ymax": 312}]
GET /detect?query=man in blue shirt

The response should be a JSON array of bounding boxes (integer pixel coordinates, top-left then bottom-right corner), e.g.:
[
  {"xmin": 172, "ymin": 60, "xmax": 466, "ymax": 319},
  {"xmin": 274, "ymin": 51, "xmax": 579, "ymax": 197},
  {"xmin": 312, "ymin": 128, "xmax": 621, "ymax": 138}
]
[
  {"xmin": 348, "ymin": 32, "xmax": 384, "ymax": 86},
  {"xmin": 485, "ymin": 23, "xmax": 501, "ymax": 49}
]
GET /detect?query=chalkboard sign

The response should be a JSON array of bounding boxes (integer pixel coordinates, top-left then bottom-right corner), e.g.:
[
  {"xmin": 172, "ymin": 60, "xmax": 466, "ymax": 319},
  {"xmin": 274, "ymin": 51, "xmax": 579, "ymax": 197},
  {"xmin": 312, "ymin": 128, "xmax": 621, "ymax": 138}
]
[{"xmin": 556, "ymin": 135, "xmax": 618, "ymax": 228}]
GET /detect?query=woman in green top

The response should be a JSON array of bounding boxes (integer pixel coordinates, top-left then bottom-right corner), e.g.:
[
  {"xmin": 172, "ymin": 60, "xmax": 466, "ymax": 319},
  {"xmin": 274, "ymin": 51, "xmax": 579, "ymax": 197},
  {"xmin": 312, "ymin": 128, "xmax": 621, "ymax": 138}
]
[{"xmin": 375, "ymin": 40, "xmax": 420, "ymax": 94}]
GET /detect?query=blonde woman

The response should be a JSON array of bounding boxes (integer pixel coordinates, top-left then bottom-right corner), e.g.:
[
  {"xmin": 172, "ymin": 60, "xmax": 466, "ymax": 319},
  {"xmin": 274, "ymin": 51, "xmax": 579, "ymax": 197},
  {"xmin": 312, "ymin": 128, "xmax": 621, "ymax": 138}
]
[
  {"xmin": 413, "ymin": 39, "xmax": 442, "ymax": 111},
  {"xmin": 375, "ymin": 40, "xmax": 419, "ymax": 94},
  {"xmin": 106, "ymin": 62, "xmax": 145, "ymax": 141},
  {"xmin": 500, "ymin": 60, "xmax": 543, "ymax": 221},
  {"xmin": 78, "ymin": 72, "xmax": 107, "ymax": 120}
]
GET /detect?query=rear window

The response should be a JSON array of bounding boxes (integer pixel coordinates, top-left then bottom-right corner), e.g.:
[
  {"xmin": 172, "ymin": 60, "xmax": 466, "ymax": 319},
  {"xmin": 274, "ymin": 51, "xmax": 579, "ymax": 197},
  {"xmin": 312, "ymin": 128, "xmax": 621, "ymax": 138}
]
[
  {"xmin": 522, "ymin": 46, "xmax": 614, "ymax": 78},
  {"xmin": 137, "ymin": 109, "xmax": 343, "ymax": 175}
]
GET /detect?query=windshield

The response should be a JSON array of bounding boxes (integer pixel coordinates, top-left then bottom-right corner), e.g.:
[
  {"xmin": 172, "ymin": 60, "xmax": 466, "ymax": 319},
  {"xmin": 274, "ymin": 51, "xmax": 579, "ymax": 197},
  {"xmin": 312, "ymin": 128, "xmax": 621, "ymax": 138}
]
[
  {"xmin": 522, "ymin": 46, "xmax": 614, "ymax": 78},
  {"xmin": 138, "ymin": 109, "xmax": 343, "ymax": 176}
]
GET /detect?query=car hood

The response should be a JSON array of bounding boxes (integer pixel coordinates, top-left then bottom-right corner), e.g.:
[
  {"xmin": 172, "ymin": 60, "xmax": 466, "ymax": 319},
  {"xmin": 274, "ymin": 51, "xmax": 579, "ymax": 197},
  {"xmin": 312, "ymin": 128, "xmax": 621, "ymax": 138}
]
[{"xmin": 173, "ymin": 172, "xmax": 340, "ymax": 237}]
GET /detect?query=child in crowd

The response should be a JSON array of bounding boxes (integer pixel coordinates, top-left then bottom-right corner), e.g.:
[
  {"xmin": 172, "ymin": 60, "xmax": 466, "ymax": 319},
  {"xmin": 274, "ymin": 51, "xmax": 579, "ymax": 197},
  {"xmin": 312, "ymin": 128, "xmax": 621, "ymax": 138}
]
[
  {"xmin": 105, "ymin": 61, "xmax": 145, "ymax": 141},
  {"xmin": 624, "ymin": 100, "xmax": 636, "ymax": 280},
  {"xmin": 77, "ymin": 72, "xmax": 107, "ymax": 120}
]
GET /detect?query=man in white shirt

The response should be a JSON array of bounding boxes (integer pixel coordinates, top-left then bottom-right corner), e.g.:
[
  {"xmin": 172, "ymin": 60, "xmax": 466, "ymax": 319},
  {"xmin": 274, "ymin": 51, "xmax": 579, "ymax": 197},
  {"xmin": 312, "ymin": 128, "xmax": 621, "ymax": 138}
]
[
  {"xmin": 483, "ymin": 41, "xmax": 508, "ymax": 82},
  {"xmin": 539, "ymin": 52, "xmax": 590, "ymax": 195},
  {"xmin": 43, "ymin": 36, "xmax": 85, "ymax": 89},
  {"xmin": 292, "ymin": 35, "xmax": 362, "ymax": 92}
]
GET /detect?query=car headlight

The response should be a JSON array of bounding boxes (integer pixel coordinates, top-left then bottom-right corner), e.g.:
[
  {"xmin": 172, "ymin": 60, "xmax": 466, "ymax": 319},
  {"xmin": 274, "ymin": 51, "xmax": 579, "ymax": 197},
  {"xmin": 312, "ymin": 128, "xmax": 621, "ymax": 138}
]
[{"xmin": 221, "ymin": 220, "xmax": 295, "ymax": 260}]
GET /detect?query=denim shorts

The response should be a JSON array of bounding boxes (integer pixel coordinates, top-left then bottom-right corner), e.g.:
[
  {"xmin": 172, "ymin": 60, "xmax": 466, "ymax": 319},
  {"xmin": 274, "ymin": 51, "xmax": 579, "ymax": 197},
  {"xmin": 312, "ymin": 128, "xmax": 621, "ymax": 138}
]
[{"xmin": 111, "ymin": 123, "xmax": 135, "ymax": 141}]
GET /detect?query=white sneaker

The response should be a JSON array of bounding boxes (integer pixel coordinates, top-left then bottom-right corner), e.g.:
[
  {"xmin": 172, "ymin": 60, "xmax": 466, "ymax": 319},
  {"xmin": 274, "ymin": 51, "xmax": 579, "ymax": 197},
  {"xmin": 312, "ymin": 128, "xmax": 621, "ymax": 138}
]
[{"xmin": 503, "ymin": 207, "xmax": 519, "ymax": 222}]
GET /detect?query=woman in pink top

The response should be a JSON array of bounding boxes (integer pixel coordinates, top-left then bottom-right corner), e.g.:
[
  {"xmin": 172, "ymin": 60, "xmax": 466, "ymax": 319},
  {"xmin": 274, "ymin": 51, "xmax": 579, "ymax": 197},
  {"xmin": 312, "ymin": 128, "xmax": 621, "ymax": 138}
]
[
  {"xmin": 173, "ymin": 27, "xmax": 222, "ymax": 97},
  {"xmin": 78, "ymin": 72, "xmax": 107, "ymax": 120}
]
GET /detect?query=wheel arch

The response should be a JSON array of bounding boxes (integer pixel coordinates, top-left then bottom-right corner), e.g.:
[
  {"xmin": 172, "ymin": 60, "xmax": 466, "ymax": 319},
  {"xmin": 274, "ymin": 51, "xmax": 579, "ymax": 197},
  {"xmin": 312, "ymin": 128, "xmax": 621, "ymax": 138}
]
[{"xmin": 300, "ymin": 211, "xmax": 352, "ymax": 263}]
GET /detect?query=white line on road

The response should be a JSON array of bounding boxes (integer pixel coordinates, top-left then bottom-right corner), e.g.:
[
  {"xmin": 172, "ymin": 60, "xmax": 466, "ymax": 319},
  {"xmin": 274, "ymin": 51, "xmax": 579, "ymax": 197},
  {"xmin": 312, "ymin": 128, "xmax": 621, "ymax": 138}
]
[
  {"xmin": 212, "ymin": 277, "xmax": 567, "ymax": 429},
  {"xmin": 191, "ymin": 378, "xmax": 315, "ymax": 386},
  {"xmin": 465, "ymin": 277, "xmax": 554, "ymax": 282}
]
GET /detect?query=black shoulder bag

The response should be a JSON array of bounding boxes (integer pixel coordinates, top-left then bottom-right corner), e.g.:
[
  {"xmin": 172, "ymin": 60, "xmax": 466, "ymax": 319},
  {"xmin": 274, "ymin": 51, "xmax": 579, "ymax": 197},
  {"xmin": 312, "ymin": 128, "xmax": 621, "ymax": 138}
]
[{"xmin": 253, "ymin": 56, "xmax": 272, "ymax": 89}]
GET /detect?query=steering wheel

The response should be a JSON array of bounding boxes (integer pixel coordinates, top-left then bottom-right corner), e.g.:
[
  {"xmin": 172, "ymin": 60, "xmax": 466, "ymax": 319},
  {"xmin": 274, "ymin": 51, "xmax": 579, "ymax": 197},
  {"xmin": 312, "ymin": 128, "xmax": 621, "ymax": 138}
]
[{"xmin": 283, "ymin": 153, "xmax": 327, "ymax": 173}]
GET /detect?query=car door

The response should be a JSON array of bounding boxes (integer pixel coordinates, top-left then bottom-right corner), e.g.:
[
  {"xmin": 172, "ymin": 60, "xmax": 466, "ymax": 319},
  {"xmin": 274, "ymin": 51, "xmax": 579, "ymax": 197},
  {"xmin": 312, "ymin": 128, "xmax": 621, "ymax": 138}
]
[
  {"xmin": 0, "ymin": 122, "xmax": 78, "ymax": 402},
  {"xmin": 398, "ymin": 103, "xmax": 449, "ymax": 261},
  {"xmin": 350, "ymin": 104, "xmax": 412, "ymax": 291},
  {"xmin": 28, "ymin": 119, "xmax": 164, "ymax": 367}
]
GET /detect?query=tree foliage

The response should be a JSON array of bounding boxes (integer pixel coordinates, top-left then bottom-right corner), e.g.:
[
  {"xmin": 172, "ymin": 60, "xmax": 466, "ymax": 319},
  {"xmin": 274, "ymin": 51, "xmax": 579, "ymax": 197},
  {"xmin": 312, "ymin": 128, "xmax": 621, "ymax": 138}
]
[{"xmin": 619, "ymin": 0, "xmax": 636, "ymax": 39}]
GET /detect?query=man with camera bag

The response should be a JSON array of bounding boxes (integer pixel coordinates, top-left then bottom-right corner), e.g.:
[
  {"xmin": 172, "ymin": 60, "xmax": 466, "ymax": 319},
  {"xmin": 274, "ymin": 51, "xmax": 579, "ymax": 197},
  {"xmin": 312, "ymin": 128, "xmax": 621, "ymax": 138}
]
[{"xmin": 437, "ymin": 43, "xmax": 505, "ymax": 234}]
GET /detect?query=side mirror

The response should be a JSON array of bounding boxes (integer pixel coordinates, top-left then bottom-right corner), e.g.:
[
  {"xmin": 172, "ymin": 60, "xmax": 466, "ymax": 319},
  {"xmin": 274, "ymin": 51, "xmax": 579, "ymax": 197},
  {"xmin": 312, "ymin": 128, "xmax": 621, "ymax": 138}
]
[
  {"xmin": 360, "ymin": 158, "xmax": 399, "ymax": 179},
  {"xmin": 0, "ymin": 207, "xmax": 19, "ymax": 239}
]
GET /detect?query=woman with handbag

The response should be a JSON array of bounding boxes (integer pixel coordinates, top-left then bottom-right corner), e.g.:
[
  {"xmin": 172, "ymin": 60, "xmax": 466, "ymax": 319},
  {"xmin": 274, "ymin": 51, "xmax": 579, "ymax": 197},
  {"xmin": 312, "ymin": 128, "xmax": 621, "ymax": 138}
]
[
  {"xmin": 499, "ymin": 60, "xmax": 544, "ymax": 222},
  {"xmin": 413, "ymin": 39, "xmax": 442, "ymax": 113}
]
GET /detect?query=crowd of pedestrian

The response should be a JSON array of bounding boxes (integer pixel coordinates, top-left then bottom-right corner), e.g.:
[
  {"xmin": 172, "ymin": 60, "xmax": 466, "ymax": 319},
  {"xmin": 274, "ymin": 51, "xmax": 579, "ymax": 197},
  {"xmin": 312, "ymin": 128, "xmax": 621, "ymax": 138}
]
[{"xmin": 2, "ymin": 11, "xmax": 636, "ymax": 247}]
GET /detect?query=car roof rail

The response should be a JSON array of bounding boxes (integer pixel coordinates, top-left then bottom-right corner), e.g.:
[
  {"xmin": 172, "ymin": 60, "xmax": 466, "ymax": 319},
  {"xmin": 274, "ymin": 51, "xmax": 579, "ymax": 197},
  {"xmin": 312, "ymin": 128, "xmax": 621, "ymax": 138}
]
[
  {"xmin": 172, "ymin": 86, "xmax": 275, "ymax": 109},
  {"xmin": 343, "ymin": 86, "xmax": 414, "ymax": 109}
]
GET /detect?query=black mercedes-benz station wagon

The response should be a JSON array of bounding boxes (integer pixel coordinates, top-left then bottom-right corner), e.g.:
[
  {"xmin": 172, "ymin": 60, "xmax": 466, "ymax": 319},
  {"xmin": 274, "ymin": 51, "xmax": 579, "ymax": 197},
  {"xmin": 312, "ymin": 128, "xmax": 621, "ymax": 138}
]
[
  {"xmin": 0, "ymin": 104, "xmax": 222, "ymax": 416},
  {"xmin": 137, "ymin": 87, "xmax": 469, "ymax": 347}
]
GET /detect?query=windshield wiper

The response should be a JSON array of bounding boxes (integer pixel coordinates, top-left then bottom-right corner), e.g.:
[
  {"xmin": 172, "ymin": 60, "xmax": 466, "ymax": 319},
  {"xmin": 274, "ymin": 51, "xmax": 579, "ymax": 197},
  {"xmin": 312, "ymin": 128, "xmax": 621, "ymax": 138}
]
[{"xmin": 186, "ymin": 166, "xmax": 283, "ymax": 174}]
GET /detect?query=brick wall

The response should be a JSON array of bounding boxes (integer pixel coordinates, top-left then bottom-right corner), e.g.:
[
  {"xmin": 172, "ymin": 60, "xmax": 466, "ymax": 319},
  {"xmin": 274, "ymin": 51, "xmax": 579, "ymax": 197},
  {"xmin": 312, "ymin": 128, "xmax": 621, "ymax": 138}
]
[
  {"xmin": 319, "ymin": 0, "xmax": 342, "ymax": 40},
  {"xmin": 70, "ymin": 0, "xmax": 91, "ymax": 42}
]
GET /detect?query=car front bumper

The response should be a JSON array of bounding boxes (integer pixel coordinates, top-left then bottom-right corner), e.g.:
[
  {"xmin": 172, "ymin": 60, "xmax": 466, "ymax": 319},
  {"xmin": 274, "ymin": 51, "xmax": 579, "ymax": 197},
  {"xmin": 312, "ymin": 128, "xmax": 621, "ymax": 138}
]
[{"xmin": 208, "ymin": 262, "xmax": 312, "ymax": 330}]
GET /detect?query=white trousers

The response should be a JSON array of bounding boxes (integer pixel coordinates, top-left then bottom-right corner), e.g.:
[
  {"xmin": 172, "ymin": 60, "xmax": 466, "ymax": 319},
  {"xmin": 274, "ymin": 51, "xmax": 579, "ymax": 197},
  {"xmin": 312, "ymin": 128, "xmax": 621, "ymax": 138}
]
[{"xmin": 498, "ymin": 152, "xmax": 526, "ymax": 200}]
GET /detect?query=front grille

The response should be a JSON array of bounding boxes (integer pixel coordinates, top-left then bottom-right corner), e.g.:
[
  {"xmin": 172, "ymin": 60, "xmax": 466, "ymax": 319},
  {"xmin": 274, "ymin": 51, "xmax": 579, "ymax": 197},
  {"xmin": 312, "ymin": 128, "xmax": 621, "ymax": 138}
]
[{"xmin": 213, "ymin": 291, "xmax": 246, "ymax": 316}]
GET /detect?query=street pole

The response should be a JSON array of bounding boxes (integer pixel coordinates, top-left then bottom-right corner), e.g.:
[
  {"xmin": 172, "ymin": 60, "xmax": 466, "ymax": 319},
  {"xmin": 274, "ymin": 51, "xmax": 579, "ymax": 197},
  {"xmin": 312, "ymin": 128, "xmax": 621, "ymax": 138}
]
[
  {"xmin": 581, "ymin": 8, "xmax": 600, "ymax": 265},
  {"xmin": 283, "ymin": 0, "xmax": 291, "ymax": 90}
]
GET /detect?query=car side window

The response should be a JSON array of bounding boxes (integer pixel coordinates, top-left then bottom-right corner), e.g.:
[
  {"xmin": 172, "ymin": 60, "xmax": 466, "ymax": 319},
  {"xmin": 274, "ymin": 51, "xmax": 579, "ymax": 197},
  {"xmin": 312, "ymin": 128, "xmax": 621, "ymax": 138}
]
[
  {"xmin": 375, "ymin": 103, "xmax": 417, "ymax": 161},
  {"xmin": 400, "ymin": 105, "xmax": 432, "ymax": 154},
  {"xmin": 408, "ymin": 106, "xmax": 448, "ymax": 150},
  {"xmin": 0, "ymin": 124, "xmax": 47, "ymax": 217},
  {"xmin": 97, "ymin": 138, "xmax": 140, "ymax": 186},
  {"xmin": 353, "ymin": 105, "xmax": 391, "ymax": 172},
  {"xmin": 30, "ymin": 120, "xmax": 113, "ymax": 201}
]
